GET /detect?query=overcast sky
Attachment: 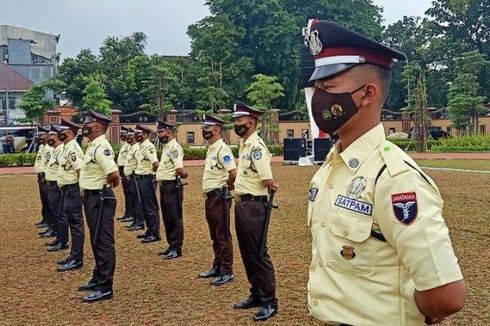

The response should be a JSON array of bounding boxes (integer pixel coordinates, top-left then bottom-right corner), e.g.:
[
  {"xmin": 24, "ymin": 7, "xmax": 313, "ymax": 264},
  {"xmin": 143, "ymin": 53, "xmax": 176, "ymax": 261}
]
[{"xmin": 0, "ymin": 0, "xmax": 432, "ymax": 59}]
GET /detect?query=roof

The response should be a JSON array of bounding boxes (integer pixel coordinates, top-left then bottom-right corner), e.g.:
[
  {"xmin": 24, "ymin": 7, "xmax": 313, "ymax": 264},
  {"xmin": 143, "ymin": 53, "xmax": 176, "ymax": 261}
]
[{"xmin": 0, "ymin": 62, "xmax": 33, "ymax": 90}]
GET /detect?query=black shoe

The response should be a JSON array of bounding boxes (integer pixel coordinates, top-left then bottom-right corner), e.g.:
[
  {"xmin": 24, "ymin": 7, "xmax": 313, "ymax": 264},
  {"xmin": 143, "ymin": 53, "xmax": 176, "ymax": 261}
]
[
  {"xmin": 38, "ymin": 228, "xmax": 51, "ymax": 235},
  {"xmin": 45, "ymin": 239, "xmax": 59, "ymax": 247},
  {"xmin": 36, "ymin": 222, "xmax": 49, "ymax": 228},
  {"xmin": 233, "ymin": 296, "xmax": 261, "ymax": 310},
  {"xmin": 57, "ymin": 255, "xmax": 73, "ymax": 265},
  {"xmin": 136, "ymin": 233, "xmax": 149, "ymax": 239},
  {"xmin": 116, "ymin": 215, "xmax": 128, "ymax": 221},
  {"xmin": 120, "ymin": 216, "xmax": 134, "ymax": 223},
  {"xmin": 57, "ymin": 259, "xmax": 83, "ymax": 272},
  {"xmin": 211, "ymin": 274, "xmax": 235, "ymax": 286},
  {"xmin": 163, "ymin": 250, "xmax": 181, "ymax": 260},
  {"xmin": 40, "ymin": 229, "xmax": 57, "ymax": 238},
  {"xmin": 253, "ymin": 304, "xmax": 278, "ymax": 321},
  {"xmin": 78, "ymin": 282, "xmax": 98, "ymax": 292},
  {"xmin": 127, "ymin": 224, "xmax": 144, "ymax": 231},
  {"xmin": 157, "ymin": 248, "xmax": 171, "ymax": 256},
  {"xmin": 198, "ymin": 265, "xmax": 220, "ymax": 278},
  {"xmin": 47, "ymin": 242, "xmax": 68, "ymax": 252},
  {"xmin": 141, "ymin": 235, "xmax": 161, "ymax": 243},
  {"xmin": 82, "ymin": 290, "xmax": 113, "ymax": 303}
]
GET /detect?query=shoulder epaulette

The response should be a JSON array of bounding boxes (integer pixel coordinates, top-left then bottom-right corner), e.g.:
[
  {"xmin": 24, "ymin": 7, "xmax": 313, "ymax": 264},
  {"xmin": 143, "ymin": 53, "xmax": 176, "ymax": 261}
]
[{"xmin": 379, "ymin": 141, "xmax": 409, "ymax": 177}]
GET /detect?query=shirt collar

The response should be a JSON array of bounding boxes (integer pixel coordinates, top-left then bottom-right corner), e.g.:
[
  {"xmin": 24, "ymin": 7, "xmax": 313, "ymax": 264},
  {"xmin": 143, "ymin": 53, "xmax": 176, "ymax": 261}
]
[
  {"xmin": 91, "ymin": 134, "xmax": 106, "ymax": 146},
  {"xmin": 327, "ymin": 123, "xmax": 386, "ymax": 173},
  {"xmin": 164, "ymin": 138, "xmax": 177, "ymax": 149},
  {"xmin": 241, "ymin": 131, "xmax": 258, "ymax": 147},
  {"xmin": 209, "ymin": 138, "xmax": 223, "ymax": 151}
]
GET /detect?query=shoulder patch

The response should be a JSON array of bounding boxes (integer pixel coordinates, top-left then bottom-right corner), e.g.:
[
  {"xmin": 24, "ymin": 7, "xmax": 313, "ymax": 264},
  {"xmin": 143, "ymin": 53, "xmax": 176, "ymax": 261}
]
[
  {"xmin": 392, "ymin": 192, "xmax": 418, "ymax": 225},
  {"xmin": 223, "ymin": 154, "xmax": 232, "ymax": 164},
  {"xmin": 253, "ymin": 149, "xmax": 262, "ymax": 160},
  {"xmin": 172, "ymin": 150, "xmax": 179, "ymax": 159},
  {"xmin": 71, "ymin": 153, "xmax": 77, "ymax": 162},
  {"xmin": 103, "ymin": 149, "xmax": 112, "ymax": 156}
]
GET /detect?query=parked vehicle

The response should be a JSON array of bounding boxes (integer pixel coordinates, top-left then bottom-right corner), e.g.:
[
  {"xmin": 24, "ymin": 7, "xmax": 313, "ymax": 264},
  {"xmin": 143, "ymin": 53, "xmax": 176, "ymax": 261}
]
[
  {"xmin": 407, "ymin": 126, "xmax": 449, "ymax": 140},
  {"xmin": 0, "ymin": 126, "xmax": 37, "ymax": 153}
]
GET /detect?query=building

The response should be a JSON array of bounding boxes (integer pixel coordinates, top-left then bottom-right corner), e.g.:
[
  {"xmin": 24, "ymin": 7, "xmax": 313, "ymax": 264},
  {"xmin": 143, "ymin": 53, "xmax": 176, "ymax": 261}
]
[
  {"xmin": 0, "ymin": 62, "xmax": 33, "ymax": 124},
  {"xmin": 0, "ymin": 25, "xmax": 59, "ymax": 124}
]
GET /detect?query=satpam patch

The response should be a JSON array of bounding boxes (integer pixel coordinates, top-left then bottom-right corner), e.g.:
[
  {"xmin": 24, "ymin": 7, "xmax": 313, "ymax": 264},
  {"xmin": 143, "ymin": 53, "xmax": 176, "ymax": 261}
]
[
  {"xmin": 392, "ymin": 192, "xmax": 418, "ymax": 225},
  {"xmin": 223, "ymin": 155, "xmax": 232, "ymax": 164},
  {"xmin": 335, "ymin": 195, "xmax": 372, "ymax": 216},
  {"xmin": 253, "ymin": 150, "xmax": 262, "ymax": 160},
  {"xmin": 103, "ymin": 149, "xmax": 111, "ymax": 156}
]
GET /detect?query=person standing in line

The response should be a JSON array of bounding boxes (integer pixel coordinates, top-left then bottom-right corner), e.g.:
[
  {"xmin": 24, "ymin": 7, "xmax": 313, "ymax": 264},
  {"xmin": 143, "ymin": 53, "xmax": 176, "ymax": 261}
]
[{"xmin": 198, "ymin": 114, "xmax": 237, "ymax": 286}]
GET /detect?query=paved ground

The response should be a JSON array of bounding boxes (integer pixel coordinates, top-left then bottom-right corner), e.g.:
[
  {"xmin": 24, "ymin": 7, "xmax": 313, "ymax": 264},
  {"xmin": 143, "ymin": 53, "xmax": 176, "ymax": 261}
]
[{"xmin": 0, "ymin": 153, "xmax": 487, "ymax": 176}]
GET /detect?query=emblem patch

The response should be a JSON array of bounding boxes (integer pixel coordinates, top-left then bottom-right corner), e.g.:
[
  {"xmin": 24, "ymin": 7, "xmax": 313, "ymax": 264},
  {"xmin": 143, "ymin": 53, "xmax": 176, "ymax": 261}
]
[
  {"xmin": 331, "ymin": 104, "xmax": 343, "ymax": 116},
  {"xmin": 340, "ymin": 245, "xmax": 356, "ymax": 260},
  {"xmin": 46, "ymin": 153, "xmax": 51, "ymax": 160},
  {"xmin": 348, "ymin": 158, "xmax": 359, "ymax": 168},
  {"xmin": 103, "ymin": 149, "xmax": 111, "ymax": 156},
  {"xmin": 304, "ymin": 30, "xmax": 323, "ymax": 55},
  {"xmin": 243, "ymin": 153, "xmax": 250, "ymax": 160},
  {"xmin": 253, "ymin": 150, "xmax": 262, "ymax": 160},
  {"xmin": 335, "ymin": 195, "xmax": 372, "ymax": 216},
  {"xmin": 346, "ymin": 177, "xmax": 366, "ymax": 199},
  {"xmin": 392, "ymin": 192, "xmax": 418, "ymax": 225},
  {"xmin": 308, "ymin": 188, "xmax": 319, "ymax": 202},
  {"xmin": 172, "ymin": 150, "xmax": 179, "ymax": 159},
  {"xmin": 223, "ymin": 155, "xmax": 232, "ymax": 164},
  {"xmin": 71, "ymin": 154, "xmax": 77, "ymax": 162},
  {"xmin": 322, "ymin": 109, "xmax": 332, "ymax": 121}
]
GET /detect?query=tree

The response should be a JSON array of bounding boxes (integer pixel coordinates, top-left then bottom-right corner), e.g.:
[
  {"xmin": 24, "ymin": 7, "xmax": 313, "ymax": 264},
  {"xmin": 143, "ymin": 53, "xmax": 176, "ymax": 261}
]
[
  {"xmin": 447, "ymin": 51, "xmax": 487, "ymax": 134},
  {"xmin": 82, "ymin": 74, "xmax": 112, "ymax": 116},
  {"xmin": 19, "ymin": 83, "xmax": 55, "ymax": 123},
  {"xmin": 246, "ymin": 74, "xmax": 285, "ymax": 144}
]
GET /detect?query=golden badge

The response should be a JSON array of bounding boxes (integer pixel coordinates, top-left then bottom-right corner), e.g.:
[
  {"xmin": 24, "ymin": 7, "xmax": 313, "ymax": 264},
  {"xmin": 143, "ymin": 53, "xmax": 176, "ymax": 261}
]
[
  {"xmin": 331, "ymin": 104, "xmax": 343, "ymax": 116},
  {"xmin": 340, "ymin": 245, "xmax": 356, "ymax": 260}
]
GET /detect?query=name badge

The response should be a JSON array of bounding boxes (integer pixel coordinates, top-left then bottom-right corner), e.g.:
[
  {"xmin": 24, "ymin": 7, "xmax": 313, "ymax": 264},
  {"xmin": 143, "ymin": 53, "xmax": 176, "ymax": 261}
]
[{"xmin": 335, "ymin": 195, "xmax": 372, "ymax": 216}]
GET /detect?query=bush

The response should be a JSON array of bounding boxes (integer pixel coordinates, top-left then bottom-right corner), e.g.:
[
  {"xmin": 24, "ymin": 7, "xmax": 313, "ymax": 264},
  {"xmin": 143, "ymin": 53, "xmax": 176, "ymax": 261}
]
[
  {"xmin": 389, "ymin": 139, "xmax": 440, "ymax": 151},
  {"xmin": 0, "ymin": 153, "xmax": 37, "ymax": 167},
  {"xmin": 431, "ymin": 135, "xmax": 490, "ymax": 152}
]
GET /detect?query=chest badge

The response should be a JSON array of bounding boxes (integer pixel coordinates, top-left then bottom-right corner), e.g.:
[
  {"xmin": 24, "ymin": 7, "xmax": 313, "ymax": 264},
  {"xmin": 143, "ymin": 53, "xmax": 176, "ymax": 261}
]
[
  {"xmin": 348, "ymin": 158, "xmax": 359, "ymax": 168},
  {"xmin": 346, "ymin": 176, "xmax": 366, "ymax": 199},
  {"xmin": 340, "ymin": 245, "xmax": 356, "ymax": 260},
  {"xmin": 308, "ymin": 188, "xmax": 319, "ymax": 202}
]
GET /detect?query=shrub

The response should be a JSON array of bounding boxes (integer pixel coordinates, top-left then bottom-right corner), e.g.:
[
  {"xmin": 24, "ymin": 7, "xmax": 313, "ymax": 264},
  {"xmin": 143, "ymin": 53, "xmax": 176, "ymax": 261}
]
[{"xmin": 0, "ymin": 153, "xmax": 37, "ymax": 167}]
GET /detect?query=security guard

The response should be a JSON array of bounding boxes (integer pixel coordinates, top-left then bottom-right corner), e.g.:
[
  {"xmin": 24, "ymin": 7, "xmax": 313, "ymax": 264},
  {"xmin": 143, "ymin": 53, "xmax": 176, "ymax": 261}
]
[
  {"xmin": 304, "ymin": 20, "xmax": 466, "ymax": 325},
  {"xmin": 77, "ymin": 110, "xmax": 120, "ymax": 303},
  {"xmin": 133, "ymin": 124, "xmax": 160, "ymax": 243},
  {"xmin": 231, "ymin": 101, "xmax": 280, "ymax": 321},
  {"xmin": 56, "ymin": 119, "xmax": 85, "ymax": 272},
  {"xmin": 45, "ymin": 125, "xmax": 68, "ymax": 252},
  {"xmin": 123, "ymin": 128, "xmax": 145, "ymax": 231},
  {"xmin": 117, "ymin": 126, "xmax": 133, "ymax": 222},
  {"xmin": 155, "ymin": 121, "xmax": 188, "ymax": 260},
  {"xmin": 38, "ymin": 131, "xmax": 56, "ymax": 238},
  {"xmin": 34, "ymin": 126, "xmax": 51, "ymax": 228},
  {"xmin": 198, "ymin": 115, "xmax": 237, "ymax": 286}
]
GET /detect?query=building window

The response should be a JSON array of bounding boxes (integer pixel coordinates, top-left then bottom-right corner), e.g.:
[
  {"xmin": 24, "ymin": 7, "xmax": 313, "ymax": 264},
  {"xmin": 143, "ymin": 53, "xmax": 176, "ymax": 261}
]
[
  {"xmin": 186, "ymin": 131, "xmax": 194, "ymax": 144},
  {"xmin": 49, "ymin": 116, "xmax": 58, "ymax": 124},
  {"xmin": 287, "ymin": 129, "xmax": 294, "ymax": 138},
  {"xmin": 480, "ymin": 125, "xmax": 486, "ymax": 134},
  {"xmin": 389, "ymin": 127, "xmax": 396, "ymax": 134}
]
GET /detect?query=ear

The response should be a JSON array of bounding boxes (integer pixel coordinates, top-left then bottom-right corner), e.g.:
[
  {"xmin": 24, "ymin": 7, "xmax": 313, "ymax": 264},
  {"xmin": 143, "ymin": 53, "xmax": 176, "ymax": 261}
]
[{"xmin": 360, "ymin": 83, "xmax": 377, "ymax": 107}]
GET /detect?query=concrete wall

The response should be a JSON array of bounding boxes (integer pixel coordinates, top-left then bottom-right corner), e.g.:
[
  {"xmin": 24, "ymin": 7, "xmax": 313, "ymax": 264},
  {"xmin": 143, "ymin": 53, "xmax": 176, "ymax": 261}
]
[{"xmin": 0, "ymin": 25, "xmax": 58, "ymax": 60}]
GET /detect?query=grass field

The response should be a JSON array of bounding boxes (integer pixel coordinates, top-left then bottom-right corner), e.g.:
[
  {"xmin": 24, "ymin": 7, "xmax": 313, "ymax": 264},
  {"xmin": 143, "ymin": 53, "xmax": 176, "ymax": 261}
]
[
  {"xmin": 416, "ymin": 159, "xmax": 490, "ymax": 171},
  {"xmin": 0, "ymin": 164, "xmax": 488, "ymax": 325}
]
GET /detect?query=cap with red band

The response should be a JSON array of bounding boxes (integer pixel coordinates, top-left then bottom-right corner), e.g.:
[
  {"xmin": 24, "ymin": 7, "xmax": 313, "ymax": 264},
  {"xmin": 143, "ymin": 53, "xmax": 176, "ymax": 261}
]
[{"xmin": 304, "ymin": 20, "xmax": 407, "ymax": 82}]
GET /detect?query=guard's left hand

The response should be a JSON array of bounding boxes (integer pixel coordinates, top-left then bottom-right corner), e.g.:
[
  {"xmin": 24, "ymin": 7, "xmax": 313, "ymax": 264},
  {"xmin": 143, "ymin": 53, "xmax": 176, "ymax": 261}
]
[
  {"xmin": 107, "ymin": 171, "xmax": 120, "ymax": 187},
  {"xmin": 269, "ymin": 182, "xmax": 280, "ymax": 192}
]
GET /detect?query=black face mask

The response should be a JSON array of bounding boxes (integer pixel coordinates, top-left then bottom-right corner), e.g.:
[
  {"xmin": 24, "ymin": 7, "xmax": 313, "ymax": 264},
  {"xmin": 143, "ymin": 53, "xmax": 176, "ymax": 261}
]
[
  {"xmin": 126, "ymin": 137, "xmax": 133, "ymax": 144},
  {"xmin": 311, "ymin": 85, "xmax": 365, "ymax": 134},
  {"xmin": 82, "ymin": 125, "xmax": 93, "ymax": 137},
  {"xmin": 159, "ymin": 136, "xmax": 169, "ymax": 143},
  {"xmin": 234, "ymin": 123, "xmax": 249, "ymax": 137},
  {"xmin": 47, "ymin": 139, "xmax": 55, "ymax": 146},
  {"xmin": 58, "ymin": 133, "xmax": 67, "ymax": 142},
  {"xmin": 120, "ymin": 135, "xmax": 126, "ymax": 141},
  {"xmin": 136, "ymin": 135, "xmax": 144, "ymax": 142},
  {"xmin": 202, "ymin": 129, "xmax": 213, "ymax": 141}
]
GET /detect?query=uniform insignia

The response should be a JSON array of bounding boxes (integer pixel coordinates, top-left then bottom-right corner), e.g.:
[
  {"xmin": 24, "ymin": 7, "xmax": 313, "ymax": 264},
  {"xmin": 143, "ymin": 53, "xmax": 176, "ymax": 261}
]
[
  {"xmin": 348, "ymin": 158, "xmax": 359, "ymax": 168},
  {"xmin": 46, "ymin": 153, "xmax": 51, "ymax": 160},
  {"xmin": 392, "ymin": 192, "xmax": 418, "ymax": 225},
  {"xmin": 322, "ymin": 109, "xmax": 332, "ymax": 121},
  {"xmin": 149, "ymin": 149, "xmax": 155, "ymax": 154},
  {"xmin": 243, "ymin": 153, "xmax": 250, "ymax": 160},
  {"xmin": 172, "ymin": 150, "xmax": 179, "ymax": 159},
  {"xmin": 308, "ymin": 188, "xmax": 318, "ymax": 202},
  {"xmin": 335, "ymin": 195, "xmax": 372, "ymax": 216},
  {"xmin": 346, "ymin": 176, "xmax": 366, "ymax": 199},
  {"xmin": 331, "ymin": 104, "xmax": 344, "ymax": 117},
  {"xmin": 71, "ymin": 154, "xmax": 77, "ymax": 162},
  {"xmin": 104, "ymin": 149, "xmax": 111, "ymax": 156},
  {"xmin": 340, "ymin": 245, "xmax": 356, "ymax": 260},
  {"xmin": 253, "ymin": 150, "xmax": 262, "ymax": 160},
  {"xmin": 304, "ymin": 30, "xmax": 323, "ymax": 55},
  {"xmin": 223, "ymin": 155, "xmax": 232, "ymax": 164}
]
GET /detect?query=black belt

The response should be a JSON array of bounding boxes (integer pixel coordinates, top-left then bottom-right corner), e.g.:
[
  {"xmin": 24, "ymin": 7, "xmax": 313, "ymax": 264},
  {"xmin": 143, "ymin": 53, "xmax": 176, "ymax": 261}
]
[
  {"xmin": 47, "ymin": 181, "xmax": 58, "ymax": 186},
  {"xmin": 206, "ymin": 188, "xmax": 223, "ymax": 199},
  {"xmin": 162, "ymin": 179, "xmax": 177, "ymax": 185},
  {"xmin": 37, "ymin": 173, "xmax": 44, "ymax": 177},
  {"xmin": 135, "ymin": 174, "xmax": 153, "ymax": 180},
  {"xmin": 61, "ymin": 183, "xmax": 79, "ymax": 191},
  {"xmin": 84, "ymin": 189, "xmax": 103, "ymax": 196},
  {"xmin": 238, "ymin": 194, "xmax": 268, "ymax": 203}
]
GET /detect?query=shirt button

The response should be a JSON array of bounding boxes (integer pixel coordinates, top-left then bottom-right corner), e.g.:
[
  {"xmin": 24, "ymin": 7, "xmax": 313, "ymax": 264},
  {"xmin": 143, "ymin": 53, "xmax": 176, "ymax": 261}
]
[
  {"xmin": 318, "ymin": 261, "xmax": 323, "ymax": 267},
  {"xmin": 321, "ymin": 222, "xmax": 325, "ymax": 228},
  {"xmin": 312, "ymin": 300, "xmax": 318, "ymax": 306},
  {"xmin": 343, "ymin": 230, "xmax": 349, "ymax": 236},
  {"xmin": 328, "ymin": 184, "xmax": 333, "ymax": 189}
]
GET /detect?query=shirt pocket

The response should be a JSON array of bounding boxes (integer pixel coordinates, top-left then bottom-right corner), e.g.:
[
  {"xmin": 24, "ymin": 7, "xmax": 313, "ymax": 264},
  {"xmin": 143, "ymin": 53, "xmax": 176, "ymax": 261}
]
[{"xmin": 324, "ymin": 210, "xmax": 376, "ymax": 277}]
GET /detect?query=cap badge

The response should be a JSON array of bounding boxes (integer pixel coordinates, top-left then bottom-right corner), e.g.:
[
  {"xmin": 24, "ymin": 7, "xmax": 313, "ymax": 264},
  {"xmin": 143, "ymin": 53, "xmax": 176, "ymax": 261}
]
[{"xmin": 305, "ymin": 30, "xmax": 323, "ymax": 55}]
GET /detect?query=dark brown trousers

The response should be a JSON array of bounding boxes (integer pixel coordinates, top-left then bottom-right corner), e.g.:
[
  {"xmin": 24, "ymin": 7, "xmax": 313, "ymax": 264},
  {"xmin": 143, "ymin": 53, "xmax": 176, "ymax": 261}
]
[
  {"xmin": 235, "ymin": 200, "xmax": 276, "ymax": 304},
  {"xmin": 205, "ymin": 195, "xmax": 233, "ymax": 275},
  {"xmin": 83, "ymin": 188, "xmax": 116, "ymax": 292},
  {"xmin": 159, "ymin": 182, "xmax": 183, "ymax": 252}
]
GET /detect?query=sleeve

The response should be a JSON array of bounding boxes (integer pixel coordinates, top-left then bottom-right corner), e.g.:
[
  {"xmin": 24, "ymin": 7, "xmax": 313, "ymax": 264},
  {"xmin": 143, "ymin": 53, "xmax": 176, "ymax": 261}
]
[
  {"xmin": 70, "ymin": 146, "xmax": 84, "ymax": 171},
  {"xmin": 146, "ymin": 144, "xmax": 159, "ymax": 164},
  {"xmin": 251, "ymin": 144, "xmax": 273, "ymax": 180},
  {"xmin": 219, "ymin": 146, "xmax": 236, "ymax": 172},
  {"xmin": 170, "ymin": 145, "xmax": 184, "ymax": 169},
  {"xmin": 374, "ymin": 170, "xmax": 463, "ymax": 291},
  {"xmin": 95, "ymin": 144, "xmax": 118, "ymax": 176}
]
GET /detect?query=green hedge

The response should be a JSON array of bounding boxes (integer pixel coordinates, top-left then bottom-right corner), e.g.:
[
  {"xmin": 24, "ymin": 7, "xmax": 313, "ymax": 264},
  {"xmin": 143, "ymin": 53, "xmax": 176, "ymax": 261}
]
[
  {"xmin": 0, "ymin": 153, "xmax": 37, "ymax": 167},
  {"xmin": 389, "ymin": 139, "xmax": 440, "ymax": 151},
  {"xmin": 431, "ymin": 135, "xmax": 490, "ymax": 152}
]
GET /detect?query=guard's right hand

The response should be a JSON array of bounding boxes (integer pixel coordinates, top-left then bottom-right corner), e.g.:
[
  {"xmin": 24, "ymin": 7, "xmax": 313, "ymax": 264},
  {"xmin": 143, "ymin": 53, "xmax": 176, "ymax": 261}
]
[{"xmin": 107, "ymin": 171, "xmax": 120, "ymax": 188}]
